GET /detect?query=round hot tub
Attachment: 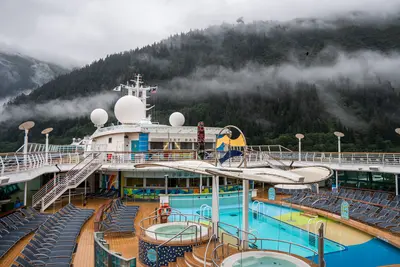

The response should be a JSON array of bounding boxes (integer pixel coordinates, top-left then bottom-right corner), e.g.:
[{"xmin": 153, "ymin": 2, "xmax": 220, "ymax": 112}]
[
  {"xmin": 145, "ymin": 222, "xmax": 209, "ymax": 241},
  {"xmin": 221, "ymin": 251, "xmax": 312, "ymax": 267}
]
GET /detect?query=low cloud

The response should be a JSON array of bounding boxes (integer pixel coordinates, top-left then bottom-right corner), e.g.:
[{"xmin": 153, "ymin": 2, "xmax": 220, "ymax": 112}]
[
  {"xmin": 2, "ymin": 48, "xmax": 399, "ymax": 130},
  {"xmin": 0, "ymin": 92, "xmax": 118, "ymax": 123},
  {"xmin": 161, "ymin": 48, "xmax": 400, "ymax": 129},
  {"xmin": 163, "ymin": 48, "xmax": 400, "ymax": 97}
]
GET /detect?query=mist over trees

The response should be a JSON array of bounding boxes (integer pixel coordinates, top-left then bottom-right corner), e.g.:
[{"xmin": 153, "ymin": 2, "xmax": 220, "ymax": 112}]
[{"xmin": 1, "ymin": 16, "xmax": 400, "ymax": 152}]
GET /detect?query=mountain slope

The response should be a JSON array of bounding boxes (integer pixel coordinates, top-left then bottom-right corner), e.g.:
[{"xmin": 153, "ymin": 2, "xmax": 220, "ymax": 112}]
[
  {"xmin": 1, "ymin": 14, "xmax": 400, "ymax": 152},
  {"xmin": 0, "ymin": 51, "xmax": 68, "ymax": 97}
]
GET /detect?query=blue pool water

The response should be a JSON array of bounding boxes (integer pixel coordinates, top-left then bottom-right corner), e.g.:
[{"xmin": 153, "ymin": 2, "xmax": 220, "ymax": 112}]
[
  {"xmin": 169, "ymin": 196, "xmax": 400, "ymax": 266},
  {"xmin": 219, "ymin": 208, "xmax": 344, "ymax": 257},
  {"xmin": 169, "ymin": 191, "xmax": 251, "ymax": 209},
  {"xmin": 174, "ymin": 205, "xmax": 344, "ymax": 258}
]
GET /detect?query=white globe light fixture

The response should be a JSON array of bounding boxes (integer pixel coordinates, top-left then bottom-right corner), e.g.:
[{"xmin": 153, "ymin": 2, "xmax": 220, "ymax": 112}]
[
  {"xmin": 114, "ymin": 95, "xmax": 145, "ymax": 124},
  {"xmin": 90, "ymin": 108, "xmax": 108, "ymax": 128},
  {"xmin": 169, "ymin": 112, "xmax": 185, "ymax": 127}
]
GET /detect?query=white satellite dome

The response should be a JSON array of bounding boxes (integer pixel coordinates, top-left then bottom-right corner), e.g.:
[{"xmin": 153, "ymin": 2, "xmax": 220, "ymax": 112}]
[
  {"xmin": 90, "ymin": 108, "xmax": 108, "ymax": 127},
  {"xmin": 169, "ymin": 112, "xmax": 185, "ymax": 127},
  {"xmin": 114, "ymin": 95, "xmax": 145, "ymax": 124}
]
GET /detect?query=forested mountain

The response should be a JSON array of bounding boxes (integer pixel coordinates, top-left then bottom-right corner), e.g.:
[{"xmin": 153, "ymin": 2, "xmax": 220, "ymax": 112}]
[
  {"xmin": 1, "ymin": 14, "xmax": 400, "ymax": 152},
  {"xmin": 0, "ymin": 50, "xmax": 68, "ymax": 97}
]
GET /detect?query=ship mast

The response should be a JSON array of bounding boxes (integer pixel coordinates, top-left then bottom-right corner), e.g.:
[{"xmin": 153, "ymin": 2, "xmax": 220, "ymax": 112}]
[{"xmin": 112, "ymin": 74, "xmax": 158, "ymax": 121}]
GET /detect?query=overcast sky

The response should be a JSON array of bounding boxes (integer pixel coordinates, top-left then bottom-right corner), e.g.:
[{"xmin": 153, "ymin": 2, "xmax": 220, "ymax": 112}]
[{"xmin": 1, "ymin": 0, "xmax": 399, "ymax": 67}]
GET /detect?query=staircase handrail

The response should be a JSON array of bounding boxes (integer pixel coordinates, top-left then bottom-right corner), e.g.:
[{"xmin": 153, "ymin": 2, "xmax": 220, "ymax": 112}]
[
  {"xmin": 203, "ymin": 233, "xmax": 217, "ymax": 267},
  {"xmin": 32, "ymin": 152, "xmax": 100, "ymax": 208},
  {"xmin": 70, "ymin": 154, "xmax": 102, "ymax": 186},
  {"xmin": 41, "ymin": 152, "xmax": 100, "ymax": 205}
]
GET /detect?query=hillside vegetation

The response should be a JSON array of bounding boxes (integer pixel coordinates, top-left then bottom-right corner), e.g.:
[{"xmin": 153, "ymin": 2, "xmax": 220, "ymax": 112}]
[{"xmin": 1, "ymin": 15, "xmax": 400, "ymax": 152}]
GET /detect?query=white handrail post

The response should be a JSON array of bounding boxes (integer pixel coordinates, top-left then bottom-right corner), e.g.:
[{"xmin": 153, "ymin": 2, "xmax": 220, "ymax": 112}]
[
  {"xmin": 0, "ymin": 156, "xmax": 4, "ymax": 176},
  {"xmin": 212, "ymin": 175, "xmax": 220, "ymax": 237},
  {"xmin": 45, "ymin": 133, "xmax": 49, "ymax": 164},
  {"xmin": 24, "ymin": 181, "xmax": 28, "ymax": 206},
  {"xmin": 242, "ymin": 179, "xmax": 249, "ymax": 250},
  {"xmin": 23, "ymin": 129, "xmax": 28, "ymax": 167}
]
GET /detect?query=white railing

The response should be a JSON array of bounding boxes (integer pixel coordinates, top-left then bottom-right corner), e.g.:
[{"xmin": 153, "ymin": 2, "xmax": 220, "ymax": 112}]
[
  {"xmin": 0, "ymin": 152, "xmax": 81, "ymax": 176},
  {"xmin": 4, "ymin": 149, "xmax": 400, "ymax": 179},
  {"xmin": 248, "ymin": 145, "xmax": 293, "ymax": 153},
  {"xmin": 32, "ymin": 152, "xmax": 101, "ymax": 210},
  {"xmin": 16, "ymin": 143, "xmax": 85, "ymax": 153},
  {"xmin": 99, "ymin": 150, "xmax": 197, "ymax": 164},
  {"xmin": 267, "ymin": 151, "xmax": 400, "ymax": 166}
]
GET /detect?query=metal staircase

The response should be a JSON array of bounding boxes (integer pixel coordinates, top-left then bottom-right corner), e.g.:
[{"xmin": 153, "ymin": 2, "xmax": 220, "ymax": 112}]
[{"xmin": 32, "ymin": 152, "xmax": 102, "ymax": 211}]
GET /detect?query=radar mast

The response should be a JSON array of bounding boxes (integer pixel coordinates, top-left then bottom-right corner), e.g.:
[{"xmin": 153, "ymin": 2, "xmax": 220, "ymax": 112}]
[{"xmin": 112, "ymin": 74, "xmax": 157, "ymax": 121}]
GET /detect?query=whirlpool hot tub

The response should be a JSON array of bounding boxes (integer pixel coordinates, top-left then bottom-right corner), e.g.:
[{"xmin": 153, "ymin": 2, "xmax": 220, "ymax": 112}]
[{"xmin": 221, "ymin": 251, "xmax": 312, "ymax": 267}]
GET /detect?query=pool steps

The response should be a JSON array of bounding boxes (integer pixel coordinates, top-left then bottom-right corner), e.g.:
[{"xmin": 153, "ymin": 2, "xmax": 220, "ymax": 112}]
[{"xmin": 167, "ymin": 242, "xmax": 239, "ymax": 267}]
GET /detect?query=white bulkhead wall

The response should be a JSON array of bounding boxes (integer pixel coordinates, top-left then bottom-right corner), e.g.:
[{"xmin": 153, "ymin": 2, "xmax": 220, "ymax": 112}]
[{"xmin": 92, "ymin": 132, "xmax": 139, "ymax": 151}]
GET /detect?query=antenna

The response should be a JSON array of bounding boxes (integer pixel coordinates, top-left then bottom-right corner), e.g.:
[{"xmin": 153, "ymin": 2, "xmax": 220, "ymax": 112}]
[{"xmin": 111, "ymin": 73, "xmax": 158, "ymax": 123}]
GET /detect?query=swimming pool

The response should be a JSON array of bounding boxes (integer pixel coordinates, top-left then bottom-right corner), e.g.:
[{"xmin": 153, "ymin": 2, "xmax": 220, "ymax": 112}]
[
  {"xmin": 171, "ymin": 202, "xmax": 344, "ymax": 258},
  {"xmin": 169, "ymin": 199, "xmax": 400, "ymax": 267},
  {"xmin": 217, "ymin": 208, "xmax": 344, "ymax": 257}
]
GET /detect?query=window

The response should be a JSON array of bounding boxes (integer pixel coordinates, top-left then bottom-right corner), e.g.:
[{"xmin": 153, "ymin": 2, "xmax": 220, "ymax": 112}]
[
  {"xmin": 108, "ymin": 138, "xmax": 112, "ymax": 144},
  {"xmin": 150, "ymin": 142, "xmax": 163, "ymax": 150},
  {"xmin": 205, "ymin": 142, "xmax": 214, "ymax": 149},
  {"xmin": 180, "ymin": 142, "xmax": 192, "ymax": 149}
]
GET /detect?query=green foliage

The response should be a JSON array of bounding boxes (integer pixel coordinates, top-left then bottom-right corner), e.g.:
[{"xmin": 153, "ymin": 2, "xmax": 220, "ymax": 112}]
[{"xmin": 1, "ymin": 19, "xmax": 400, "ymax": 152}]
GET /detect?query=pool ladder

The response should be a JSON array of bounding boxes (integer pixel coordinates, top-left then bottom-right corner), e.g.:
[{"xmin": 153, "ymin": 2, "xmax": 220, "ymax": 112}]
[
  {"xmin": 251, "ymin": 200, "xmax": 266, "ymax": 217},
  {"xmin": 199, "ymin": 204, "xmax": 212, "ymax": 218},
  {"xmin": 306, "ymin": 218, "xmax": 326, "ymax": 247}
]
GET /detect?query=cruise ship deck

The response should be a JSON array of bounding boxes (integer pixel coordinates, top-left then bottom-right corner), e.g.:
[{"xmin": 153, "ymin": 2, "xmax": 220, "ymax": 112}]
[{"xmin": 1, "ymin": 75, "xmax": 399, "ymax": 267}]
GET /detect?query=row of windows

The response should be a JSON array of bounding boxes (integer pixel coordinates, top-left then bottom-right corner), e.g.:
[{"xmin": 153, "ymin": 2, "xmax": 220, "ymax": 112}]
[
  {"xmin": 333, "ymin": 171, "xmax": 396, "ymax": 191},
  {"xmin": 125, "ymin": 177, "xmax": 239, "ymax": 188},
  {"xmin": 106, "ymin": 139, "xmax": 214, "ymax": 149}
]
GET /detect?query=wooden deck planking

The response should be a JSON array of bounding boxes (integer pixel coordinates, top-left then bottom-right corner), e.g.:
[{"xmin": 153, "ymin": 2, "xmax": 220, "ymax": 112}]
[
  {"xmin": 1, "ymin": 197, "xmax": 158, "ymax": 267},
  {"xmin": 0, "ymin": 233, "xmax": 33, "ymax": 266},
  {"xmin": 73, "ymin": 199, "xmax": 159, "ymax": 267}
]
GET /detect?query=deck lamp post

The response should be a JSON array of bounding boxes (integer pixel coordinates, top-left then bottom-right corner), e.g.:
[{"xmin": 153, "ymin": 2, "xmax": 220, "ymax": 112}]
[
  {"xmin": 164, "ymin": 174, "xmax": 168, "ymax": 195},
  {"xmin": 19, "ymin": 121, "xmax": 35, "ymax": 168},
  {"xmin": 19, "ymin": 121, "xmax": 34, "ymax": 206},
  {"xmin": 295, "ymin": 133, "xmax": 304, "ymax": 162},
  {"xmin": 334, "ymin": 131, "xmax": 344, "ymax": 164},
  {"xmin": 215, "ymin": 125, "xmax": 249, "ymax": 249},
  {"xmin": 394, "ymin": 128, "xmax": 400, "ymax": 195},
  {"xmin": 41, "ymin": 128, "xmax": 53, "ymax": 165}
]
